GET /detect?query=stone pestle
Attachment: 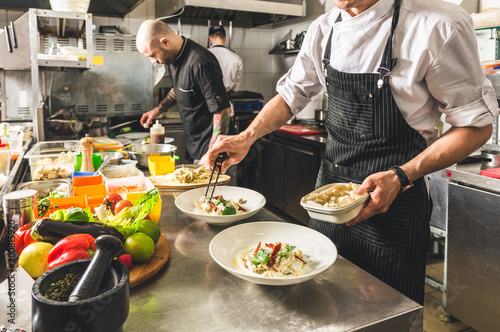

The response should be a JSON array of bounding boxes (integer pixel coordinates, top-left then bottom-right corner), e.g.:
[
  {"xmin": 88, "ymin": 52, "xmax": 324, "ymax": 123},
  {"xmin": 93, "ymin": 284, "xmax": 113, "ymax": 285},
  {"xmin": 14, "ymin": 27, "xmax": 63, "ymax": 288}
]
[{"xmin": 68, "ymin": 234, "xmax": 123, "ymax": 302}]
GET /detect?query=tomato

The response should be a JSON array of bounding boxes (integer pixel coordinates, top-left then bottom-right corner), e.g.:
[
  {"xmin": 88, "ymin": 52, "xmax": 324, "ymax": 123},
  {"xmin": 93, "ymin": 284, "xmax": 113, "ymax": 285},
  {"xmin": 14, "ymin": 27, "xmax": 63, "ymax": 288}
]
[
  {"xmin": 114, "ymin": 200, "xmax": 133, "ymax": 214},
  {"xmin": 103, "ymin": 193, "xmax": 123, "ymax": 212}
]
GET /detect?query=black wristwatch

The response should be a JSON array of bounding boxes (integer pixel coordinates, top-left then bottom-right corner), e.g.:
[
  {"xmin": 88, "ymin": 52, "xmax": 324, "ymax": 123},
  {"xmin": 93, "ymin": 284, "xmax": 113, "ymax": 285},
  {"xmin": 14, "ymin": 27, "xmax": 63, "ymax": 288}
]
[{"xmin": 389, "ymin": 165, "xmax": 414, "ymax": 193}]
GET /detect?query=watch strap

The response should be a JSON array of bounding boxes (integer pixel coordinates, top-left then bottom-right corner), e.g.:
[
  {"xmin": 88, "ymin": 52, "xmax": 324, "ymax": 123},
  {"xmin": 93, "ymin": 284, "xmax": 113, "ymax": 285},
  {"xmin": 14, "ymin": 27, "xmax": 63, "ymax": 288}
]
[{"xmin": 389, "ymin": 165, "xmax": 413, "ymax": 193}]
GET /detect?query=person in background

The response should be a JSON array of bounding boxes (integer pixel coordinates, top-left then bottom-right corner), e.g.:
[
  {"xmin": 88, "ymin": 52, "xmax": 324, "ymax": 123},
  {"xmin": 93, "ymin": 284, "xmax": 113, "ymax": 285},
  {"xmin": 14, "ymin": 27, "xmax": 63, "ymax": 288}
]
[
  {"xmin": 208, "ymin": 25, "xmax": 243, "ymax": 98},
  {"xmin": 137, "ymin": 19, "xmax": 231, "ymax": 163},
  {"xmin": 201, "ymin": 0, "xmax": 499, "ymax": 304},
  {"xmin": 208, "ymin": 24, "xmax": 244, "ymax": 184}
]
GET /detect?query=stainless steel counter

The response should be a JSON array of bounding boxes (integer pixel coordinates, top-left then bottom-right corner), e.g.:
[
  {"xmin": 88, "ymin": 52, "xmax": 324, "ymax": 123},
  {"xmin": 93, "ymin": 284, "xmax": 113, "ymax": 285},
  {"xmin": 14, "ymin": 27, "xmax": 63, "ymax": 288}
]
[
  {"xmin": 124, "ymin": 190, "xmax": 423, "ymax": 331},
  {"xmin": 443, "ymin": 149, "xmax": 500, "ymax": 331}
]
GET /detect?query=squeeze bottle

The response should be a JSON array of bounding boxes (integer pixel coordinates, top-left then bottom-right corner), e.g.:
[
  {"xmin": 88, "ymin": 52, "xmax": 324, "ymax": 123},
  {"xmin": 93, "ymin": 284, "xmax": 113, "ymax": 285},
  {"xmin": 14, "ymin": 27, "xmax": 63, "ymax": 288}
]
[{"xmin": 150, "ymin": 120, "xmax": 165, "ymax": 144}]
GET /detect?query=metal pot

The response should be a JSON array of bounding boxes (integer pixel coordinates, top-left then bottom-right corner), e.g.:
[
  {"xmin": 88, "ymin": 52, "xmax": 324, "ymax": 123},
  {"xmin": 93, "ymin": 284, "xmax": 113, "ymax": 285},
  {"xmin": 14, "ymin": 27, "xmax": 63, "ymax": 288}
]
[
  {"xmin": 481, "ymin": 150, "xmax": 500, "ymax": 168},
  {"xmin": 85, "ymin": 117, "xmax": 109, "ymax": 136},
  {"xmin": 46, "ymin": 118, "xmax": 84, "ymax": 135},
  {"xmin": 315, "ymin": 109, "xmax": 327, "ymax": 123}
]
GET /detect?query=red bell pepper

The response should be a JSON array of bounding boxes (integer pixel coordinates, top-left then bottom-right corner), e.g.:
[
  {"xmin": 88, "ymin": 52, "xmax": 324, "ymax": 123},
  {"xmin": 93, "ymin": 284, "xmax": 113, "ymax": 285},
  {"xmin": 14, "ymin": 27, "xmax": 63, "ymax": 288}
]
[
  {"xmin": 14, "ymin": 223, "xmax": 37, "ymax": 255},
  {"xmin": 46, "ymin": 234, "xmax": 96, "ymax": 271}
]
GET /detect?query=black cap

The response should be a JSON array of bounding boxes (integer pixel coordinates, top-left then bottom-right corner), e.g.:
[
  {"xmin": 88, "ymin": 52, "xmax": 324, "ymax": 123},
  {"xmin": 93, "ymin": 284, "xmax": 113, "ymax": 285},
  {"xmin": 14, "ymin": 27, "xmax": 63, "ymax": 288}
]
[{"xmin": 209, "ymin": 25, "xmax": 226, "ymax": 36}]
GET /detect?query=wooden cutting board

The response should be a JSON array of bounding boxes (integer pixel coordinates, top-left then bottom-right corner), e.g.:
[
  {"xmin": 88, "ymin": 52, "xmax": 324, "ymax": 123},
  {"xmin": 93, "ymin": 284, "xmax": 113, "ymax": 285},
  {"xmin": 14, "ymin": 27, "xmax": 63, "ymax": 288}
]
[
  {"xmin": 278, "ymin": 124, "xmax": 326, "ymax": 136},
  {"xmin": 129, "ymin": 235, "xmax": 170, "ymax": 288}
]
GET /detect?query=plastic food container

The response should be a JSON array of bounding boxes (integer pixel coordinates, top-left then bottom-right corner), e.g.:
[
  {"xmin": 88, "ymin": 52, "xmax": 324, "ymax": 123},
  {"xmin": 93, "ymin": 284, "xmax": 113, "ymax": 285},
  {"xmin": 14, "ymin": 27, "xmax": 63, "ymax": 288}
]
[
  {"xmin": 100, "ymin": 163, "xmax": 143, "ymax": 179},
  {"xmin": 73, "ymin": 183, "xmax": 107, "ymax": 197},
  {"xmin": 105, "ymin": 175, "xmax": 154, "ymax": 194},
  {"xmin": 148, "ymin": 155, "xmax": 175, "ymax": 176},
  {"xmin": 300, "ymin": 183, "xmax": 370, "ymax": 224},
  {"xmin": 73, "ymin": 174, "xmax": 103, "ymax": 187},
  {"xmin": 75, "ymin": 153, "xmax": 102, "ymax": 172},
  {"xmin": 24, "ymin": 141, "xmax": 80, "ymax": 181},
  {"xmin": 17, "ymin": 179, "xmax": 71, "ymax": 198}
]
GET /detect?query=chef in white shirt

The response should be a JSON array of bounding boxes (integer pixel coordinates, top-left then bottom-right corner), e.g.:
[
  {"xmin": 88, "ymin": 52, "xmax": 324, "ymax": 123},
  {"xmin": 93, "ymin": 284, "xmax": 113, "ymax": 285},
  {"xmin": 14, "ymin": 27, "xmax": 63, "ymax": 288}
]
[
  {"xmin": 208, "ymin": 25, "xmax": 243, "ymax": 96},
  {"xmin": 203, "ymin": 0, "xmax": 499, "ymax": 304}
]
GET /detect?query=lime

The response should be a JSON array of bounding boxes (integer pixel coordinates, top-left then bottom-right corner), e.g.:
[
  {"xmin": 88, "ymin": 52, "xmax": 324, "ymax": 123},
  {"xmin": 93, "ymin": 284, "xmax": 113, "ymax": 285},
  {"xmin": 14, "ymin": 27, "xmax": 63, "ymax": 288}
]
[
  {"xmin": 134, "ymin": 219, "xmax": 161, "ymax": 244},
  {"xmin": 123, "ymin": 232, "xmax": 155, "ymax": 263},
  {"xmin": 18, "ymin": 242, "xmax": 54, "ymax": 278}
]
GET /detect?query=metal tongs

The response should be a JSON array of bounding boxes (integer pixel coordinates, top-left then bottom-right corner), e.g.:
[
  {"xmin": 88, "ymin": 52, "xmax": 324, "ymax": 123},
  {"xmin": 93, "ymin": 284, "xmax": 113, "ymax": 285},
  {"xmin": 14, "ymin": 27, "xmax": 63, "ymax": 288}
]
[{"xmin": 205, "ymin": 153, "xmax": 227, "ymax": 200}]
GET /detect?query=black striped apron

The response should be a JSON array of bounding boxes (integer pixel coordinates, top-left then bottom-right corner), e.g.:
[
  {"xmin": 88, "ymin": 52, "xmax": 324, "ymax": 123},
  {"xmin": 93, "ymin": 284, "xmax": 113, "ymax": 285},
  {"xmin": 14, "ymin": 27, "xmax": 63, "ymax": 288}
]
[{"xmin": 311, "ymin": 0, "xmax": 431, "ymax": 304}]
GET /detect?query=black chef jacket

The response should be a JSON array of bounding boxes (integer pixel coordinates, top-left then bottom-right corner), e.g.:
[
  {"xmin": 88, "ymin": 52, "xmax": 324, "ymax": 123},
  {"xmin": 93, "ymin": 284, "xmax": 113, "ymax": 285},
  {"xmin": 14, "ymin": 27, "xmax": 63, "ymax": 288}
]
[{"xmin": 168, "ymin": 38, "xmax": 231, "ymax": 161}]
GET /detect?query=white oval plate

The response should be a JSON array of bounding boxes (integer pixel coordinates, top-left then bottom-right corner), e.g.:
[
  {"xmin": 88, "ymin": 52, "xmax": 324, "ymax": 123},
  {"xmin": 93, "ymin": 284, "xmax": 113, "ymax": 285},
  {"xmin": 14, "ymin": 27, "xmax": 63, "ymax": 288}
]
[
  {"xmin": 175, "ymin": 186, "xmax": 266, "ymax": 226},
  {"xmin": 209, "ymin": 221, "xmax": 337, "ymax": 285}
]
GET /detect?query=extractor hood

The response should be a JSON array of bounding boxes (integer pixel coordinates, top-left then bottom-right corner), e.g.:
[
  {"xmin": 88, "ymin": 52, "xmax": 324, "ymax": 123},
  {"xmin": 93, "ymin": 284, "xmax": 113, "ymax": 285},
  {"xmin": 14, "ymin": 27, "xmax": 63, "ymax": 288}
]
[
  {"xmin": 156, "ymin": 0, "xmax": 306, "ymax": 28},
  {"xmin": 0, "ymin": 0, "xmax": 145, "ymax": 17}
]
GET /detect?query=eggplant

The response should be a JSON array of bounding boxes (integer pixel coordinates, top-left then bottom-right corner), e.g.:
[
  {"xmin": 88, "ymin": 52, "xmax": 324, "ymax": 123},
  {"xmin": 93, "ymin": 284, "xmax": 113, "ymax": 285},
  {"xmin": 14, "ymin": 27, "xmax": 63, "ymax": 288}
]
[{"xmin": 32, "ymin": 218, "xmax": 125, "ymax": 244}]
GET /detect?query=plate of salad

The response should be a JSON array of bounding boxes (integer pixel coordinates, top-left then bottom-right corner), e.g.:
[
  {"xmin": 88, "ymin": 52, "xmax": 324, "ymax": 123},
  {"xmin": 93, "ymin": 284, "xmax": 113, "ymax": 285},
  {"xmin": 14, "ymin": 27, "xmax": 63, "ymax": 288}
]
[
  {"xmin": 209, "ymin": 221, "xmax": 338, "ymax": 285},
  {"xmin": 175, "ymin": 186, "xmax": 266, "ymax": 226}
]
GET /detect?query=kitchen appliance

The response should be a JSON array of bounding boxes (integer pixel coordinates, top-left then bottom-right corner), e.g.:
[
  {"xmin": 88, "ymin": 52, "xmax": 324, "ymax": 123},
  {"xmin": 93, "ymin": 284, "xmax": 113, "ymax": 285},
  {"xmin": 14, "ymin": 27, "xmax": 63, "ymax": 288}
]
[
  {"xmin": 156, "ymin": 0, "xmax": 306, "ymax": 28},
  {"xmin": 231, "ymin": 90, "xmax": 264, "ymax": 133}
]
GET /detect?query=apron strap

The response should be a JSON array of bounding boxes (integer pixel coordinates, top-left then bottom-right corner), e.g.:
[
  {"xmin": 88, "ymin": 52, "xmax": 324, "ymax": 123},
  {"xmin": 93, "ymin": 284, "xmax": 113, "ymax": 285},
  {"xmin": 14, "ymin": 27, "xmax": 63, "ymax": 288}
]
[
  {"xmin": 322, "ymin": 13, "xmax": 342, "ymax": 77},
  {"xmin": 377, "ymin": 0, "xmax": 402, "ymax": 89}
]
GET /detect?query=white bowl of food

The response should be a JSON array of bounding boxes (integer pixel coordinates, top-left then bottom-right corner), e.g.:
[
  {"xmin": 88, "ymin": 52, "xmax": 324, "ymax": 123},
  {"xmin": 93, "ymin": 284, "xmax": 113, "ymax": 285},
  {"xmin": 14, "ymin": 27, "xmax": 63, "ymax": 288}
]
[
  {"xmin": 175, "ymin": 186, "xmax": 266, "ymax": 226},
  {"xmin": 300, "ymin": 182, "xmax": 369, "ymax": 224},
  {"xmin": 209, "ymin": 221, "xmax": 337, "ymax": 286}
]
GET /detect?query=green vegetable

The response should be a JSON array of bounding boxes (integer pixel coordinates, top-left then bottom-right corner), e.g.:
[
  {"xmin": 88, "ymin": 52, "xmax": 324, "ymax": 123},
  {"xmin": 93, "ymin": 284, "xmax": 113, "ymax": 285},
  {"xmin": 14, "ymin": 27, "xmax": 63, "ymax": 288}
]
[
  {"xmin": 38, "ymin": 190, "xmax": 66, "ymax": 217},
  {"xmin": 50, "ymin": 207, "xmax": 94, "ymax": 222},
  {"xmin": 222, "ymin": 206, "xmax": 236, "ymax": 215},
  {"xmin": 251, "ymin": 249, "xmax": 270, "ymax": 266},
  {"xmin": 278, "ymin": 246, "xmax": 296, "ymax": 256},
  {"xmin": 215, "ymin": 199, "xmax": 227, "ymax": 206},
  {"xmin": 104, "ymin": 188, "xmax": 159, "ymax": 227}
]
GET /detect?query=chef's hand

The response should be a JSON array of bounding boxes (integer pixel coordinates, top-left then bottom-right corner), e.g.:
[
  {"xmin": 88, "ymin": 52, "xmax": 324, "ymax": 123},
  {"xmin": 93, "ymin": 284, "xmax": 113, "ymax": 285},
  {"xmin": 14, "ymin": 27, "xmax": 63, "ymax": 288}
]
[
  {"xmin": 140, "ymin": 107, "xmax": 161, "ymax": 127},
  {"xmin": 199, "ymin": 133, "xmax": 254, "ymax": 173},
  {"xmin": 346, "ymin": 170, "xmax": 402, "ymax": 226}
]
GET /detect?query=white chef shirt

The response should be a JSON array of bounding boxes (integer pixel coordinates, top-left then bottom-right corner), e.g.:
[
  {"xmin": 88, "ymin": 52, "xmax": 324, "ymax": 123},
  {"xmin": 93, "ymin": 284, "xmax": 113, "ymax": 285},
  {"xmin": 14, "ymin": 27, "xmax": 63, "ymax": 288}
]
[
  {"xmin": 209, "ymin": 45, "xmax": 243, "ymax": 93},
  {"xmin": 277, "ymin": 0, "xmax": 499, "ymax": 143}
]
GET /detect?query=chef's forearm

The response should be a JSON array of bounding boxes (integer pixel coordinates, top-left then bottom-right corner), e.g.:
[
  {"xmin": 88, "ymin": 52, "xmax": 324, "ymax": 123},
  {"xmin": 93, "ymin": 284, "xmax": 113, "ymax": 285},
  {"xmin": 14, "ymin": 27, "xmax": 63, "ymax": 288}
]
[
  {"xmin": 210, "ymin": 107, "xmax": 231, "ymax": 148},
  {"xmin": 400, "ymin": 124, "xmax": 493, "ymax": 182},
  {"xmin": 158, "ymin": 88, "xmax": 177, "ymax": 113},
  {"xmin": 241, "ymin": 94, "xmax": 293, "ymax": 143}
]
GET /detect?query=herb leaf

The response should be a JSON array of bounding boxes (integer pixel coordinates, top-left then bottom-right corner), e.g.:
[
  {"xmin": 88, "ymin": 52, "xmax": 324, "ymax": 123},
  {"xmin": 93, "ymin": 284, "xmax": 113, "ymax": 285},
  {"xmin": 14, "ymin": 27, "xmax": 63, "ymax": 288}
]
[
  {"xmin": 251, "ymin": 248, "xmax": 270, "ymax": 265},
  {"xmin": 278, "ymin": 246, "xmax": 296, "ymax": 256}
]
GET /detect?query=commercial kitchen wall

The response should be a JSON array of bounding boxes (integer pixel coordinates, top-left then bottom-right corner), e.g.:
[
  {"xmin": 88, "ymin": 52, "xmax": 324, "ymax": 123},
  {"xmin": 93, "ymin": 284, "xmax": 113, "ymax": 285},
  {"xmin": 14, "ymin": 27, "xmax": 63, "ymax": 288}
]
[{"xmin": 0, "ymin": 0, "xmax": 493, "ymax": 110}]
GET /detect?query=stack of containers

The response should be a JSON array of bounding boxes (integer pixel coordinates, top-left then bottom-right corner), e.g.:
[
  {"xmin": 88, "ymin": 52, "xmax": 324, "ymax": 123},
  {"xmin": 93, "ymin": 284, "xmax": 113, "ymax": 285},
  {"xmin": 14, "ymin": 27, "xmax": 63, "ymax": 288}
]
[{"xmin": 22, "ymin": 141, "xmax": 163, "ymax": 221}]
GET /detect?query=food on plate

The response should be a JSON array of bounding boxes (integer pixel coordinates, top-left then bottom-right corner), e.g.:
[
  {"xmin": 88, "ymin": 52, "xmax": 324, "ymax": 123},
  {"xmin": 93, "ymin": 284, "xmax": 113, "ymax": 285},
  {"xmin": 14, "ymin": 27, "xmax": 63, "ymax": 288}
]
[
  {"xmin": 149, "ymin": 165, "xmax": 230, "ymax": 187},
  {"xmin": 301, "ymin": 182, "xmax": 363, "ymax": 208},
  {"xmin": 236, "ymin": 242, "xmax": 307, "ymax": 278},
  {"xmin": 172, "ymin": 165, "xmax": 212, "ymax": 183},
  {"xmin": 114, "ymin": 199, "xmax": 133, "ymax": 214},
  {"xmin": 195, "ymin": 195, "xmax": 246, "ymax": 215}
]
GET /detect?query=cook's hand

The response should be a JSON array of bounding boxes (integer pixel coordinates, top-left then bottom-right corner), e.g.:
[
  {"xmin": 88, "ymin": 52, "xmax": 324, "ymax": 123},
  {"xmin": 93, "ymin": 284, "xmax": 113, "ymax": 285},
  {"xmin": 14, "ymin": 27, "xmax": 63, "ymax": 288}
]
[
  {"xmin": 346, "ymin": 170, "xmax": 402, "ymax": 226},
  {"xmin": 140, "ymin": 107, "xmax": 161, "ymax": 127},
  {"xmin": 199, "ymin": 133, "xmax": 254, "ymax": 173}
]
